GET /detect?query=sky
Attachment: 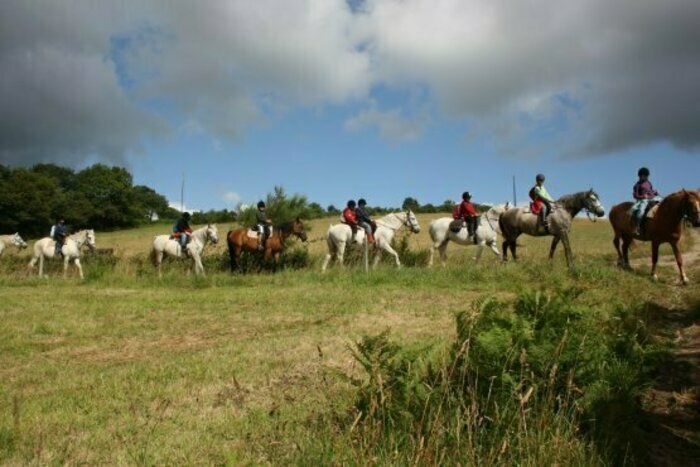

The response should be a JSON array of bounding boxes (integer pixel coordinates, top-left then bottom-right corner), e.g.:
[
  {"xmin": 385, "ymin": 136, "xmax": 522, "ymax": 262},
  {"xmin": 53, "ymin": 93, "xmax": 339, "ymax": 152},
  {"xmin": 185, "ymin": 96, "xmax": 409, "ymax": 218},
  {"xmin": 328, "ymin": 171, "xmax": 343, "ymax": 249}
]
[{"xmin": 1, "ymin": 0, "xmax": 698, "ymax": 212}]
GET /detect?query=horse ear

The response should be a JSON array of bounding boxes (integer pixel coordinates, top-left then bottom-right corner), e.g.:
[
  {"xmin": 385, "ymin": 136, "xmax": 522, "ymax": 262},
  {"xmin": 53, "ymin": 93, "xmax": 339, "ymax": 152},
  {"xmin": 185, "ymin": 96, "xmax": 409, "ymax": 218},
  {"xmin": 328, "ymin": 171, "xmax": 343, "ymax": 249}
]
[{"xmin": 682, "ymin": 188, "xmax": 688, "ymax": 195}]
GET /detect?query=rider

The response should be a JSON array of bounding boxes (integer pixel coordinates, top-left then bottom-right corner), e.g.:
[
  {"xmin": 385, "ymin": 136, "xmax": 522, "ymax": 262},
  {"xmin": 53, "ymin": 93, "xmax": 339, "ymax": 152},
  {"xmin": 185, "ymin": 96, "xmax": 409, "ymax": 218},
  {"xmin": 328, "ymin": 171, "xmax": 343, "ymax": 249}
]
[
  {"xmin": 529, "ymin": 174, "xmax": 555, "ymax": 232},
  {"xmin": 454, "ymin": 192, "xmax": 479, "ymax": 244},
  {"xmin": 255, "ymin": 201, "xmax": 273, "ymax": 251},
  {"xmin": 173, "ymin": 212, "xmax": 193, "ymax": 254},
  {"xmin": 632, "ymin": 167, "xmax": 661, "ymax": 235},
  {"xmin": 342, "ymin": 200, "xmax": 359, "ymax": 243},
  {"xmin": 51, "ymin": 218, "xmax": 67, "ymax": 257},
  {"xmin": 356, "ymin": 198, "xmax": 375, "ymax": 244}
]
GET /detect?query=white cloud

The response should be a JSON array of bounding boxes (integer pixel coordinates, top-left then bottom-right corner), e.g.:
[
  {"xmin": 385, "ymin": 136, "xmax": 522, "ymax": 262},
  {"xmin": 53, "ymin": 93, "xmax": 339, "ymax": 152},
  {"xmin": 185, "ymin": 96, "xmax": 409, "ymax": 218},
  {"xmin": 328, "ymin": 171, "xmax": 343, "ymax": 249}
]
[
  {"xmin": 345, "ymin": 106, "xmax": 426, "ymax": 143},
  {"xmin": 221, "ymin": 191, "xmax": 241, "ymax": 205},
  {"xmin": 1, "ymin": 0, "xmax": 699, "ymax": 165},
  {"xmin": 168, "ymin": 201, "xmax": 199, "ymax": 213}
]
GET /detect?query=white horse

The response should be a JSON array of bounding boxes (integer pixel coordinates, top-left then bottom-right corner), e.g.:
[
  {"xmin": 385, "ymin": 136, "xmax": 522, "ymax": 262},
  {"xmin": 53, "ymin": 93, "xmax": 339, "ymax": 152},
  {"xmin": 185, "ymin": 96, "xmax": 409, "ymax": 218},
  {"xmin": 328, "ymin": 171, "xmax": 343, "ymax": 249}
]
[
  {"xmin": 151, "ymin": 224, "xmax": 219, "ymax": 278},
  {"xmin": 28, "ymin": 229, "xmax": 96, "ymax": 279},
  {"xmin": 321, "ymin": 210, "xmax": 421, "ymax": 272},
  {"xmin": 0, "ymin": 233, "xmax": 28, "ymax": 257},
  {"xmin": 428, "ymin": 203, "xmax": 510, "ymax": 267}
]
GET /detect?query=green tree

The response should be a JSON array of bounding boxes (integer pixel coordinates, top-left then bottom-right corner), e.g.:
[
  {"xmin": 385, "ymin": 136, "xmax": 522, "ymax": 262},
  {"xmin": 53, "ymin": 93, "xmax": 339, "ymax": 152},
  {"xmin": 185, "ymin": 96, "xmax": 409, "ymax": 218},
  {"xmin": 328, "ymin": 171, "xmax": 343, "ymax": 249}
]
[
  {"xmin": 132, "ymin": 185, "xmax": 169, "ymax": 222},
  {"xmin": 72, "ymin": 164, "xmax": 140, "ymax": 229},
  {"xmin": 238, "ymin": 186, "xmax": 311, "ymax": 227},
  {"xmin": 402, "ymin": 197, "xmax": 420, "ymax": 211},
  {"xmin": 0, "ymin": 169, "xmax": 61, "ymax": 237}
]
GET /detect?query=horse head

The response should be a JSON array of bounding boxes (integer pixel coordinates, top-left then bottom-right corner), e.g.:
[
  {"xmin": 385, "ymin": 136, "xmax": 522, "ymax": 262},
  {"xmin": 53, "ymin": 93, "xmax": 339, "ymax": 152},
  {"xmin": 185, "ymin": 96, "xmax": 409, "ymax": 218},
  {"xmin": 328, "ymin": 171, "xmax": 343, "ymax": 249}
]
[
  {"xmin": 404, "ymin": 210, "xmax": 421, "ymax": 233},
  {"xmin": 584, "ymin": 189, "xmax": 605, "ymax": 217},
  {"xmin": 682, "ymin": 189, "xmax": 700, "ymax": 227},
  {"xmin": 12, "ymin": 233, "xmax": 28, "ymax": 249},
  {"xmin": 85, "ymin": 229, "xmax": 97, "ymax": 251},
  {"xmin": 293, "ymin": 217, "xmax": 308, "ymax": 242},
  {"xmin": 206, "ymin": 224, "xmax": 219, "ymax": 244}
]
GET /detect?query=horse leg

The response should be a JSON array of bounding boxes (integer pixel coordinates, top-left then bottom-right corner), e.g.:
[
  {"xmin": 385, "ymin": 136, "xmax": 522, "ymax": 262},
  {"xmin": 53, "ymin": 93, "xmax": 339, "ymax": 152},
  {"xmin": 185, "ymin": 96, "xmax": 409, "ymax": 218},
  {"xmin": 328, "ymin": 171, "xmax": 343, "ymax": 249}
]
[
  {"xmin": 501, "ymin": 239, "xmax": 509, "ymax": 262},
  {"xmin": 74, "ymin": 258, "xmax": 84, "ymax": 279},
  {"xmin": 560, "ymin": 234, "xmax": 574, "ymax": 268},
  {"xmin": 39, "ymin": 254, "xmax": 45, "ymax": 278},
  {"xmin": 670, "ymin": 241, "xmax": 688, "ymax": 285},
  {"xmin": 613, "ymin": 234, "xmax": 623, "ymax": 267},
  {"xmin": 63, "ymin": 255, "xmax": 70, "ymax": 278},
  {"xmin": 488, "ymin": 239, "xmax": 500, "ymax": 257},
  {"xmin": 651, "ymin": 241, "xmax": 660, "ymax": 281},
  {"xmin": 337, "ymin": 242, "xmax": 346, "ymax": 269},
  {"xmin": 380, "ymin": 243, "xmax": 401, "ymax": 269},
  {"xmin": 273, "ymin": 252, "xmax": 281, "ymax": 273},
  {"xmin": 549, "ymin": 237, "xmax": 560, "ymax": 261},
  {"xmin": 509, "ymin": 240, "xmax": 517, "ymax": 261},
  {"xmin": 438, "ymin": 240, "xmax": 449, "ymax": 267},
  {"xmin": 428, "ymin": 243, "xmax": 437, "ymax": 268},
  {"xmin": 621, "ymin": 237, "xmax": 632, "ymax": 270},
  {"xmin": 474, "ymin": 241, "xmax": 484, "ymax": 262}
]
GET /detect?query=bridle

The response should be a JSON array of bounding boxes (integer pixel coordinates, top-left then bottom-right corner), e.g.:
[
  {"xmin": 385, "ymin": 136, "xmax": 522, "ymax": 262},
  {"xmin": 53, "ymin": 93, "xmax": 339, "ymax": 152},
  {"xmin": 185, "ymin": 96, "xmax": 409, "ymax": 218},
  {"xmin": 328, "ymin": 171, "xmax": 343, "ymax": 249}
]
[
  {"xmin": 681, "ymin": 194, "xmax": 700, "ymax": 227},
  {"xmin": 404, "ymin": 211, "xmax": 419, "ymax": 233}
]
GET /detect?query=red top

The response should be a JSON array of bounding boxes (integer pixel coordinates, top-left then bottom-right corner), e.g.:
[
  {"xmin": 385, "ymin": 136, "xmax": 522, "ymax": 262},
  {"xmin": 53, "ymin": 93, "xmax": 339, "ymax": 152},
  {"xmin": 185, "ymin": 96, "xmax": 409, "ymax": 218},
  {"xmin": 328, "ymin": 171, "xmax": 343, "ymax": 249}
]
[
  {"xmin": 343, "ymin": 207, "xmax": 357, "ymax": 226},
  {"xmin": 455, "ymin": 200, "xmax": 477, "ymax": 219}
]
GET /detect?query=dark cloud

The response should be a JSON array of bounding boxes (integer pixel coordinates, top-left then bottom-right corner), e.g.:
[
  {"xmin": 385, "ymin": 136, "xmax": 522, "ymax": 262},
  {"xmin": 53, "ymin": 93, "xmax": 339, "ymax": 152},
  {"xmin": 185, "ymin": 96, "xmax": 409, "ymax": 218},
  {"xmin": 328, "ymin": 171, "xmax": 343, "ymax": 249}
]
[{"xmin": 1, "ymin": 0, "xmax": 698, "ymax": 166}]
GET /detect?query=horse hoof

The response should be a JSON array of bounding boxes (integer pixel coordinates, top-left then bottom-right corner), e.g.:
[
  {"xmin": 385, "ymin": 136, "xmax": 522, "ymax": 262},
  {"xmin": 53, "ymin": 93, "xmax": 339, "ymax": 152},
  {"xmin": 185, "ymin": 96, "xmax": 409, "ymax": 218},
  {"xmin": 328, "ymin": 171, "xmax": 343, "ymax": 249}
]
[
  {"xmin": 682, "ymin": 276, "xmax": 689, "ymax": 286},
  {"xmin": 652, "ymin": 274, "xmax": 659, "ymax": 282}
]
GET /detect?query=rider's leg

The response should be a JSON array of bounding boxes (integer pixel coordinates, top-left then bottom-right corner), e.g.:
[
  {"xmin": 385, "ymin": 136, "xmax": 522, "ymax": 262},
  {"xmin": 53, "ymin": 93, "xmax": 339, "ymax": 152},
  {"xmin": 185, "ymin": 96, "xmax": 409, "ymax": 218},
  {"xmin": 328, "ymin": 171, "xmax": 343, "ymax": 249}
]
[
  {"xmin": 469, "ymin": 217, "xmax": 478, "ymax": 244},
  {"xmin": 180, "ymin": 234, "xmax": 188, "ymax": 255},
  {"xmin": 360, "ymin": 222, "xmax": 373, "ymax": 243}
]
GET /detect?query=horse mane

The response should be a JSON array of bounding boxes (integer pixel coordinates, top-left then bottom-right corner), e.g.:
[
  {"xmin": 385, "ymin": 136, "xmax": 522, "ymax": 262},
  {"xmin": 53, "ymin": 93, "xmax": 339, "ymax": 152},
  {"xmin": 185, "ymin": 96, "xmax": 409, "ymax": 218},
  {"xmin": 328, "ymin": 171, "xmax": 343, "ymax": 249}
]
[
  {"xmin": 658, "ymin": 189, "xmax": 687, "ymax": 207},
  {"xmin": 557, "ymin": 191, "xmax": 586, "ymax": 209},
  {"xmin": 276, "ymin": 221, "xmax": 295, "ymax": 234}
]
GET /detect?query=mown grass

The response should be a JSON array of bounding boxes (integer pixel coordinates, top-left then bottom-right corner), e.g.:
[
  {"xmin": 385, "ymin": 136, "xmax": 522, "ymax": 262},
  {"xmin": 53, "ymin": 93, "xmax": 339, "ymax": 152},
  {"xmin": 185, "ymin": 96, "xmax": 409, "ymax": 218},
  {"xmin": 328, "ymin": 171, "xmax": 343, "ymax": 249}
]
[{"xmin": 0, "ymin": 217, "xmax": 697, "ymax": 464}]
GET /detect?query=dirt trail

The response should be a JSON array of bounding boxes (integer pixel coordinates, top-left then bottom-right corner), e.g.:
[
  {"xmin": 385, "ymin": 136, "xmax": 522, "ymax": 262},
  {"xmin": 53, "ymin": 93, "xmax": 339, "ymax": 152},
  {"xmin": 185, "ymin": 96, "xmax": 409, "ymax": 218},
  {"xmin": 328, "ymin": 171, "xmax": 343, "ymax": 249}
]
[
  {"xmin": 639, "ymin": 229, "xmax": 700, "ymax": 465},
  {"xmin": 630, "ymin": 227, "xmax": 700, "ymax": 269}
]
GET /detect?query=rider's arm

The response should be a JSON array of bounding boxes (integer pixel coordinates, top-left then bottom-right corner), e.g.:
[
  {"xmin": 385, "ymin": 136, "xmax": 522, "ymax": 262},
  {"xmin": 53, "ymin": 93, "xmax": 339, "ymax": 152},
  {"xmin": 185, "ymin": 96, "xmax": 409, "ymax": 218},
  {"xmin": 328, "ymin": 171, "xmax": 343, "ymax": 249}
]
[{"xmin": 534, "ymin": 186, "xmax": 555, "ymax": 203}]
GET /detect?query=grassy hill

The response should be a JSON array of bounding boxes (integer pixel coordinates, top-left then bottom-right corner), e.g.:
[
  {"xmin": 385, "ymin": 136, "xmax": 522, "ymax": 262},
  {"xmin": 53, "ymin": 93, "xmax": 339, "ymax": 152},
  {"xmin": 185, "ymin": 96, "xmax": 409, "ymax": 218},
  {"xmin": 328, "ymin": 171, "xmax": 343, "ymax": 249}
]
[{"xmin": 0, "ymin": 217, "xmax": 698, "ymax": 464}]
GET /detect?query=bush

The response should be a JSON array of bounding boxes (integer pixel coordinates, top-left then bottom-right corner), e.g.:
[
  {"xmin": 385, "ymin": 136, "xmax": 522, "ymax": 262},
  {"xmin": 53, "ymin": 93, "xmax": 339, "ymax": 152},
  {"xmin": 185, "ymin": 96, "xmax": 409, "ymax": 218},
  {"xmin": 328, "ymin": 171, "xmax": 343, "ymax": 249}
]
[{"xmin": 320, "ymin": 289, "xmax": 655, "ymax": 465}]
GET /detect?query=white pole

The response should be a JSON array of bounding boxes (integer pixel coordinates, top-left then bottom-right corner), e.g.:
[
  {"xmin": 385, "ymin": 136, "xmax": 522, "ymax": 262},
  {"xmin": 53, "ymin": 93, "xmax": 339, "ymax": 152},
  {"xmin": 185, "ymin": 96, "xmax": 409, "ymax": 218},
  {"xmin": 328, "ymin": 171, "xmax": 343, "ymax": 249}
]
[{"xmin": 364, "ymin": 238, "xmax": 369, "ymax": 274}]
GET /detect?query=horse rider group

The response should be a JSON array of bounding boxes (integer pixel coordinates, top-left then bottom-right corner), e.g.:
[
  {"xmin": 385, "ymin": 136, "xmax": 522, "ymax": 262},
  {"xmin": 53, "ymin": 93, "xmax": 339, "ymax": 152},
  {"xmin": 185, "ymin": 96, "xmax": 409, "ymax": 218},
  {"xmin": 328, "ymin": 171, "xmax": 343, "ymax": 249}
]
[
  {"xmin": 156, "ymin": 167, "xmax": 662, "ymax": 254},
  {"xmin": 342, "ymin": 198, "xmax": 376, "ymax": 244},
  {"xmin": 50, "ymin": 218, "xmax": 67, "ymax": 257}
]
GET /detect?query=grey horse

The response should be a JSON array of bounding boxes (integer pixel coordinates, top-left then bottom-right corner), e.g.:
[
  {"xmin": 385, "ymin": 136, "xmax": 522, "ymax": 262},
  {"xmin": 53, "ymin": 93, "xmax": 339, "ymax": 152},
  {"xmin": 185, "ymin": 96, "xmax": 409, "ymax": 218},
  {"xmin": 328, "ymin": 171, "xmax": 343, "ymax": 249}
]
[{"xmin": 499, "ymin": 190, "xmax": 605, "ymax": 267}]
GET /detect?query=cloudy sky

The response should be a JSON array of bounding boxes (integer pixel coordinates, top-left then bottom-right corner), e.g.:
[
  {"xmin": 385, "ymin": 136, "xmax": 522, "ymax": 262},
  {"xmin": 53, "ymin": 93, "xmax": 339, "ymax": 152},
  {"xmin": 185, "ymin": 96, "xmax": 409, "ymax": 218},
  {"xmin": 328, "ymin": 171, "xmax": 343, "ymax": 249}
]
[{"xmin": 1, "ymin": 0, "xmax": 698, "ymax": 211}]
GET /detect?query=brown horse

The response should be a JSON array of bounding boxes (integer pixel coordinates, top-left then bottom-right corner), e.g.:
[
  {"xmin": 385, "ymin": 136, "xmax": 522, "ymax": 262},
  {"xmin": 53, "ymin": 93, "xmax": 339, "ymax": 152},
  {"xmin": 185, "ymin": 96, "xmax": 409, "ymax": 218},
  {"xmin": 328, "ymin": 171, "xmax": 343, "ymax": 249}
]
[
  {"xmin": 609, "ymin": 189, "xmax": 700, "ymax": 284},
  {"xmin": 227, "ymin": 218, "xmax": 307, "ymax": 272}
]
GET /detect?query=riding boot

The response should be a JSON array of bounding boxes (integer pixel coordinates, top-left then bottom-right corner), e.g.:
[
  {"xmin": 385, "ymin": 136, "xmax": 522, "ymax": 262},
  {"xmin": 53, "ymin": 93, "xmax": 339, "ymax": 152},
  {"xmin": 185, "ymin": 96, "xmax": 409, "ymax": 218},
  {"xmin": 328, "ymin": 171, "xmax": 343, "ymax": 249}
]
[
  {"xmin": 258, "ymin": 235, "xmax": 265, "ymax": 251},
  {"xmin": 634, "ymin": 216, "xmax": 643, "ymax": 236},
  {"xmin": 539, "ymin": 211, "xmax": 549, "ymax": 233},
  {"xmin": 470, "ymin": 217, "xmax": 478, "ymax": 244},
  {"xmin": 367, "ymin": 232, "xmax": 375, "ymax": 244}
]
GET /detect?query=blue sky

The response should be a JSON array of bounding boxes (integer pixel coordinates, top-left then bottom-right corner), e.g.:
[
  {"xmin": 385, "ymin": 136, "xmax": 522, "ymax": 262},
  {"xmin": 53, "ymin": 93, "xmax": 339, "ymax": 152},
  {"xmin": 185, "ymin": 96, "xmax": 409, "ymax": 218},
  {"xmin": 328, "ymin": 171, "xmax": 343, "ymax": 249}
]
[{"xmin": 1, "ymin": 0, "xmax": 698, "ymax": 213}]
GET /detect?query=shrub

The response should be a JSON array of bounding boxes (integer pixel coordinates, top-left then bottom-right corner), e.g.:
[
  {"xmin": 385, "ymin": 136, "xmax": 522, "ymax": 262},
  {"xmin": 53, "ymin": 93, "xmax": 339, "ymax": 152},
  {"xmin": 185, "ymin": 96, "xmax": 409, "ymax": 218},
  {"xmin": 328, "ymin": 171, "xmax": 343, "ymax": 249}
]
[{"xmin": 329, "ymin": 289, "xmax": 654, "ymax": 465}]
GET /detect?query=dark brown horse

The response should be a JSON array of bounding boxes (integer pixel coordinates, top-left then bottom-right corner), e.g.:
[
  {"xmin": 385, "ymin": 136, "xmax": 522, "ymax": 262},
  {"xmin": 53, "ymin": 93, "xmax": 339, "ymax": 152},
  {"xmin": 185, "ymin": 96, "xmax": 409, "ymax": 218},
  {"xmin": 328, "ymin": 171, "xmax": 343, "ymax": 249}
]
[
  {"xmin": 609, "ymin": 189, "xmax": 700, "ymax": 284},
  {"xmin": 227, "ymin": 218, "xmax": 307, "ymax": 272}
]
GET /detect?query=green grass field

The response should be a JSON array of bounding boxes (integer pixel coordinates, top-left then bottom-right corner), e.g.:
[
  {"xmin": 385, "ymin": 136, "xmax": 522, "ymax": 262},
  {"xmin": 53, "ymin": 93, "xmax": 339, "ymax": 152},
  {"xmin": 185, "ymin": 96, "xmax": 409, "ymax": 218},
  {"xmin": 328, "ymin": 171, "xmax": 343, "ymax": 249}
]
[{"xmin": 1, "ymin": 216, "xmax": 698, "ymax": 464}]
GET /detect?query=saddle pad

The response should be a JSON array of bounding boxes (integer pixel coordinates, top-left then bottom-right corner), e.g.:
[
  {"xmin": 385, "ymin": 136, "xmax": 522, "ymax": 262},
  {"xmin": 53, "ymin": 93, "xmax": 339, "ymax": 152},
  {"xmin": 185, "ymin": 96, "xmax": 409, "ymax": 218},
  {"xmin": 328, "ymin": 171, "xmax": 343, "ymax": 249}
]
[
  {"xmin": 246, "ymin": 229, "xmax": 259, "ymax": 239},
  {"xmin": 646, "ymin": 204, "xmax": 659, "ymax": 219}
]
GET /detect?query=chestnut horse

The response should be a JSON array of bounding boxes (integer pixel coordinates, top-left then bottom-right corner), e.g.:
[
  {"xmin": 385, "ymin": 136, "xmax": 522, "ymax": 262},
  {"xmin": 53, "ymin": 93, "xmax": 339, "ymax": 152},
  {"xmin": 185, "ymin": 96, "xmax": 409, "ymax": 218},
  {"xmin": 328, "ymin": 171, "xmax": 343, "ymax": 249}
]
[
  {"xmin": 227, "ymin": 218, "xmax": 307, "ymax": 272},
  {"xmin": 609, "ymin": 189, "xmax": 700, "ymax": 285}
]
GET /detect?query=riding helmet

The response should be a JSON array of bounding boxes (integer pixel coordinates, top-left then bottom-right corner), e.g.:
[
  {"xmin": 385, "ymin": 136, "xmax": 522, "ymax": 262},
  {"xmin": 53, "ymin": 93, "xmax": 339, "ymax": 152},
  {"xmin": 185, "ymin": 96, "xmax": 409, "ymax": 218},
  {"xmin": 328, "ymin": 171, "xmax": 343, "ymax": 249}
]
[
  {"xmin": 183, "ymin": 212, "xmax": 191, "ymax": 220},
  {"xmin": 462, "ymin": 191, "xmax": 472, "ymax": 200},
  {"xmin": 347, "ymin": 200, "xmax": 356, "ymax": 208},
  {"xmin": 536, "ymin": 173, "xmax": 545, "ymax": 182},
  {"xmin": 257, "ymin": 201, "xmax": 266, "ymax": 208},
  {"xmin": 358, "ymin": 198, "xmax": 367, "ymax": 206},
  {"xmin": 638, "ymin": 167, "xmax": 650, "ymax": 177}
]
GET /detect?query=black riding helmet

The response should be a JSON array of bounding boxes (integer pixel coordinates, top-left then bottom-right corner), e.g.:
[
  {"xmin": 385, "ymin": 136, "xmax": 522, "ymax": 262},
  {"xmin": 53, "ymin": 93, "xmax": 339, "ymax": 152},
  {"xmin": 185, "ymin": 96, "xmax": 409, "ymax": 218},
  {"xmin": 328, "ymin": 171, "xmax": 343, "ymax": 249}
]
[
  {"xmin": 358, "ymin": 198, "xmax": 367, "ymax": 206},
  {"xmin": 183, "ymin": 212, "xmax": 191, "ymax": 220},
  {"xmin": 257, "ymin": 201, "xmax": 266, "ymax": 208},
  {"xmin": 638, "ymin": 167, "xmax": 650, "ymax": 177},
  {"xmin": 347, "ymin": 200, "xmax": 356, "ymax": 208},
  {"xmin": 536, "ymin": 173, "xmax": 545, "ymax": 182},
  {"xmin": 462, "ymin": 191, "xmax": 472, "ymax": 200}
]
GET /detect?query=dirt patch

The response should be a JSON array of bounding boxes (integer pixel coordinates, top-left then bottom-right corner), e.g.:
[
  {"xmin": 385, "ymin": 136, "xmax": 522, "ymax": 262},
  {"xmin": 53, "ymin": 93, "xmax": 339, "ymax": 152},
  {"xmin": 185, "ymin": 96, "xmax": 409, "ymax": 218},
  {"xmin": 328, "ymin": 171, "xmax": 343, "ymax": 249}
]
[
  {"xmin": 641, "ymin": 300, "xmax": 700, "ymax": 465},
  {"xmin": 630, "ymin": 228, "xmax": 700, "ymax": 270}
]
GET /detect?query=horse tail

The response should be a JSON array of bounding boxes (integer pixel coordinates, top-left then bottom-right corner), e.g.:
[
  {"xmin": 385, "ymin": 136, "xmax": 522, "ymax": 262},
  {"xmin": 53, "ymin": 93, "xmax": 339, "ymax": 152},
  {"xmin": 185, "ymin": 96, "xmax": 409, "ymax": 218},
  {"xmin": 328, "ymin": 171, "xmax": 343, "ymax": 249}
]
[{"xmin": 149, "ymin": 243, "xmax": 158, "ymax": 266}]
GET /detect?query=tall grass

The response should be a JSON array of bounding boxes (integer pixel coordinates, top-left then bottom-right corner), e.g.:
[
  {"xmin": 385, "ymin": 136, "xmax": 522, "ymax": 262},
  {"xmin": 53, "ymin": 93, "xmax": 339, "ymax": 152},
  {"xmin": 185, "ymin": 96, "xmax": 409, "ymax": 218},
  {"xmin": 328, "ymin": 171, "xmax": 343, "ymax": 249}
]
[{"xmin": 295, "ymin": 289, "xmax": 659, "ymax": 465}]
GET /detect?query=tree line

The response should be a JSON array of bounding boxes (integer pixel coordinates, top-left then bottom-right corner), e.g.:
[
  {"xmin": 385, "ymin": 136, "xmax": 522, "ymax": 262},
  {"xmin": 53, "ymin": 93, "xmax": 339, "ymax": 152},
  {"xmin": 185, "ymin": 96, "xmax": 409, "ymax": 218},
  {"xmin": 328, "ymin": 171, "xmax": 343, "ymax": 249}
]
[
  {"xmin": 0, "ymin": 163, "xmax": 173, "ymax": 237},
  {"xmin": 1, "ymin": 163, "xmax": 485, "ymax": 238}
]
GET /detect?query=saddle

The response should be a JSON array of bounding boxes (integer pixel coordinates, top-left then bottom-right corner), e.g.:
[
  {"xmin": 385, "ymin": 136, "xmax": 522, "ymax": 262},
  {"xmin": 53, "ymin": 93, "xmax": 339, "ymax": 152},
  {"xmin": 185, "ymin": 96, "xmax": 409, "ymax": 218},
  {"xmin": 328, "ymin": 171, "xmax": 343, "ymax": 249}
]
[
  {"xmin": 449, "ymin": 219, "xmax": 464, "ymax": 233},
  {"xmin": 247, "ymin": 226, "xmax": 272, "ymax": 239}
]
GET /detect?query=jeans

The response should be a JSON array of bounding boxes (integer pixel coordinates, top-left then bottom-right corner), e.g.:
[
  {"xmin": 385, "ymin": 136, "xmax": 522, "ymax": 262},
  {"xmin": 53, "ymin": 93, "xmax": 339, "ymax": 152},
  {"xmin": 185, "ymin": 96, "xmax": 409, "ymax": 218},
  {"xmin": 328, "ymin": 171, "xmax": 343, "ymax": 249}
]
[{"xmin": 358, "ymin": 221, "xmax": 372, "ymax": 235}]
